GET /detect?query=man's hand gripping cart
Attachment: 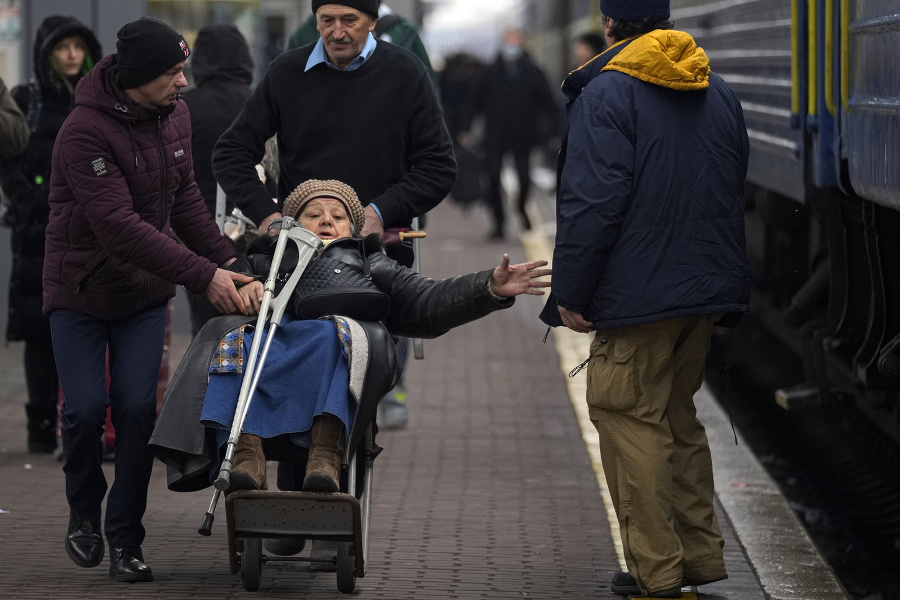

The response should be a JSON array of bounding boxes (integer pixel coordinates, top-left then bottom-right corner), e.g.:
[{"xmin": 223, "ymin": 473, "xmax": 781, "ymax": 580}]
[{"xmin": 197, "ymin": 218, "xmax": 374, "ymax": 593}]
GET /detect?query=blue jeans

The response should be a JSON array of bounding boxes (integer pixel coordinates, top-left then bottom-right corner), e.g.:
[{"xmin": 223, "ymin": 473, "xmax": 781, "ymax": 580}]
[{"xmin": 50, "ymin": 305, "xmax": 167, "ymax": 547}]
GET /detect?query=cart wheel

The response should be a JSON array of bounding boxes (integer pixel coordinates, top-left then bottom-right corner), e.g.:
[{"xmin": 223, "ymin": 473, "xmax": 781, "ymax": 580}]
[
  {"xmin": 241, "ymin": 537, "xmax": 262, "ymax": 592},
  {"xmin": 336, "ymin": 541, "xmax": 356, "ymax": 593}
]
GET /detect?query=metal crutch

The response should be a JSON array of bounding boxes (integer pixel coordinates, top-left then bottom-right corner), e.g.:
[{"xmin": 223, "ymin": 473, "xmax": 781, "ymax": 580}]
[{"xmin": 199, "ymin": 218, "xmax": 322, "ymax": 535}]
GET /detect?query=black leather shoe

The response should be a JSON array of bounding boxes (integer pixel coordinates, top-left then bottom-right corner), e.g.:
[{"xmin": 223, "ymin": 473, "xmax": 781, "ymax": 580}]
[
  {"xmin": 611, "ymin": 571, "xmax": 640, "ymax": 596},
  {"xmin": 109, "ymin": 546, "xmax": 154, "ymax": 582},
  {"xmin": 65, "ymin": 511, "xmax": 104, "ymax": 568}
]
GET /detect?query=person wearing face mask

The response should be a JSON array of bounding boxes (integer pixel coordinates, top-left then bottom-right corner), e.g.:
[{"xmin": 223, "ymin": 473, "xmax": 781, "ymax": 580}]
[
  {"xmin": 460, "ymin": 29, "xmax": 559, "ymax": 240},
  {"xmin": 0, "ymin": 15, "xmax": 100, "ymax": 455}
]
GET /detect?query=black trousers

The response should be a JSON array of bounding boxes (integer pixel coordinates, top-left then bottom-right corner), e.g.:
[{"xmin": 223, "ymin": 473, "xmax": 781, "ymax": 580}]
[
  {"xmin": 51, "ymin": 305, "xmax": 167, "ymax": 547},
  {"xmin": 484, "ymin": 143, "xmax": 532, "ymax": 233}
]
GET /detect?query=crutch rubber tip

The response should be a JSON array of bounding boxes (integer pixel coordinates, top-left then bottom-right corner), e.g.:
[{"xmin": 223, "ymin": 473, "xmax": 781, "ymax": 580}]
[{"xmin": 198, "ymin": 513, "xmax": 214, "ymax": 536}]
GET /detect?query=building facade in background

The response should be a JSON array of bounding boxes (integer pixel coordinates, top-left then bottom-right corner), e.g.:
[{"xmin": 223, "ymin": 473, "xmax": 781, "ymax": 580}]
[{"xmin": 4, "ymin": 0, "xmax": 423, "ymax": 88}]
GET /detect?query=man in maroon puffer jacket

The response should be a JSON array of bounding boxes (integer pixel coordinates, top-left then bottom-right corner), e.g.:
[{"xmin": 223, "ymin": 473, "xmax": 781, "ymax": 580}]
[{"xmin": 43, "ymin": 17, "xmax": 252, "ymax": 583}]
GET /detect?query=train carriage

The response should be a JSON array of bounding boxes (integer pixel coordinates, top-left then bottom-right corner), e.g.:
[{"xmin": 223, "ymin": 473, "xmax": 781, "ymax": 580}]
[
  {"xmin": 660, "ymin": 0, "xmax": 900, "ymax": 442},
  {"xmin": 526, "ymin": 0, "xmax": 900, "ymax": 443}
]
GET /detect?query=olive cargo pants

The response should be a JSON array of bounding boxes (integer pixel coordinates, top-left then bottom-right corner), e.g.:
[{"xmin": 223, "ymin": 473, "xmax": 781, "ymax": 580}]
[{"xmin": 587, "ymin": 315, "xmax": 728, "ymax": 594}]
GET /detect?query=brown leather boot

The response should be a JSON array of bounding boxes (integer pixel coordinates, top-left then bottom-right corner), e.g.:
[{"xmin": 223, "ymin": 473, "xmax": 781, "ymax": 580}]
[
  {"xmin": 228, "ymin": 433, "xmax": 267, "ymax": 493},
  {"xmin": 303, "ymin": 415, "xmax": 345, "ymax": 493}
]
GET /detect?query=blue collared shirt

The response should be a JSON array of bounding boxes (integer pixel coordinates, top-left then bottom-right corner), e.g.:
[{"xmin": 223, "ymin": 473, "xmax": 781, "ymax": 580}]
[{"xmin": 305, "ymin": 32, "xmax": 377, "ymax": 72}]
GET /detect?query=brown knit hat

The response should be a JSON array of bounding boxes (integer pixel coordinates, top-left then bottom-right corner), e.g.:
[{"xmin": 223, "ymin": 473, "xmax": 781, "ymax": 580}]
[{"xmin": 283, "ymin": 179, "xmax": 366, "ymax": 234}]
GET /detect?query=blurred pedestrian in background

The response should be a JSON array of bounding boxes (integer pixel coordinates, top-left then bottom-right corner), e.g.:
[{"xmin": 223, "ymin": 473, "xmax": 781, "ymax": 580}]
[
  {"xmin": 212, "ymin": 0, "xmax": 455, "ymax": 563},
  {"xmin": 0, "ymin": 15, "xmax": 100, "ymax": 454},
  {"xmin": 540, "ymin": 0, "xmax": 749, "ymax": 596},
  {"xmin": 182, "ymin": 24, "xmax": 253, "ymax": 219},
  {"xmin": 182, "ymin": 24, "xmax": 255, "ymax": 334},
  {"xmin": 573, "ymin": 32, "xmax": 606, "ymax": 68},
  {"xmin": 45, "ymin": 16, "xmax": 249, "ymax": 582},
  {"xmin": 440, "ymin": 52, "xmax": 485, "ymax": 209},
  {"xmin": 0, "ymin": 75, "xmax": 29, "ymax": 159},
  {"xmin": 461, "ymin": 29, "xmax": 558, "ymax": 240}
]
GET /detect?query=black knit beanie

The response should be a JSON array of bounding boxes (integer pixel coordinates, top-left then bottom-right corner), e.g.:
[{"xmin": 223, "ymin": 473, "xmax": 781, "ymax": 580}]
[
  {"xmin": 600, "ymin": 0, "xmax": 670, "ymax": 22},
  {"xmin": 311, "ymin": 0, "xmax": 379, "ymax": 19},
  {"xmin": 116, "ymin": 17, "xmax": 190, "ymax": 89}
]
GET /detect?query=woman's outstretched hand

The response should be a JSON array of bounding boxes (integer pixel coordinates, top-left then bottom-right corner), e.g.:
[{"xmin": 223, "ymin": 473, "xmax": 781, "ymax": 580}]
[{"xmin": 489, "ymin": 254, "xmax": 551, "ymax": 298}]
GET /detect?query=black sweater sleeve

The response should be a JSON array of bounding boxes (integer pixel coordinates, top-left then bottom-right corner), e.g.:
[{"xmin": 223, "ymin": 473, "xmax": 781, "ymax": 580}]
[{"xmin": 366, "ymin": 69, "xmax": 457, "ymax": 228}]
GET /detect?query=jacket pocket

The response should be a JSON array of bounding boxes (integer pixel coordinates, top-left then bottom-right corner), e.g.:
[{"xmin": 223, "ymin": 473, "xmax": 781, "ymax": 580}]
[
  {"xmin": 74, "ymin": 254, "xmax": 109, "ymax": 291},
  {"xmin": 586, "ymin": 336, "xmax": 638, "ymax": 413}
]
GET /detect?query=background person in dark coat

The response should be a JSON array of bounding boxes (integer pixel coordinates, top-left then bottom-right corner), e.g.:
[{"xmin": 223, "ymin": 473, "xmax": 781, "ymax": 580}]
[
  {"xmin": 182, "ymin": 24, "xmax": 253, "ymax": 217},
  {"xmin": 572, "ymin": 32, "xmax": 606, "ymax": 68},
  {"xmin": 540, "ymin": 0, "xmax": 750, "ymax": 596},
  {"xmin": 0, "ymin": 75, "xmax": 29, "ymax": 158},
  {"xmin": 461, "ymin": 29, "xmax": 558, "ymax": 240},
  {"xmin": 0, "ymin": 15, "xmax": 100, "ymax": 454},
  {"xmin": 182, "ymin": 24, "xmax": 255, "ymax": 335},
  {"xmin": 45, "ymin": 17, "xmax": 250, "ymax": 583}
]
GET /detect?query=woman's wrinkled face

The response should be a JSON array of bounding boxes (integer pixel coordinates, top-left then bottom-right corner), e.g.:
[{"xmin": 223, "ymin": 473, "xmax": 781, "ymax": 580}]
[
  {"xmin": 298, "ymin": 197, "xmax": 352, "ymax": 240},
  {"xmin": 52, "ymin": 35, "xmax": 87, "ymax": 77}
]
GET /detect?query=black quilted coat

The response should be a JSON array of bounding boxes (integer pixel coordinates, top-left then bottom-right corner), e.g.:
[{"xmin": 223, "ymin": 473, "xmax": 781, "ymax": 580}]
[{"xmin": 0, "ymin": 16, "xmax": 101, "ymax": 341}]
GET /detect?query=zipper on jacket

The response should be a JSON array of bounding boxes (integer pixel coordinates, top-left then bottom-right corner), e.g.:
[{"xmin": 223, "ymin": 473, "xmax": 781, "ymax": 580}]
[
  {"xmin": 144, "ymin": 270, "xmax": 152, "ymax": 306},
  {"xmin": 156, "ymin": 117, "xmax": 166, "ymax": 229}
]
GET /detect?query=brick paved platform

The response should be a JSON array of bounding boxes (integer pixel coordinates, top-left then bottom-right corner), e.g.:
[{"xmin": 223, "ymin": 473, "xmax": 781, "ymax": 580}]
[{"xmin": 0, "ymin": 197, "xmax": 844, "ymax": 599}]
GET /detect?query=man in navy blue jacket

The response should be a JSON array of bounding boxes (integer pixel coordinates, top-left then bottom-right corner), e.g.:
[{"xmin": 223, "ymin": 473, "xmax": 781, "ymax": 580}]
[{"xmin": 540, "ymin": 0, "xmax": 749, "ymax": 597}]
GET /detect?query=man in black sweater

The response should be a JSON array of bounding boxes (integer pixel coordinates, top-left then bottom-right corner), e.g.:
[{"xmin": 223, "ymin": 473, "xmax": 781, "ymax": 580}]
[
  {"xmin": 211, "ymin": 0, "xmax": 456, "ymax": 564},
  {"xmin": 213, "ymin": 0, "xmax": 455, "ymax": 268}
]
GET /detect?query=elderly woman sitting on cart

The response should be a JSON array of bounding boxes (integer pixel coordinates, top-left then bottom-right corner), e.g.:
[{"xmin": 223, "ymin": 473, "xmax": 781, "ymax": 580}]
[{"xmin": 149, "ymin": 179, "xmax": 550, "ymax": 495}]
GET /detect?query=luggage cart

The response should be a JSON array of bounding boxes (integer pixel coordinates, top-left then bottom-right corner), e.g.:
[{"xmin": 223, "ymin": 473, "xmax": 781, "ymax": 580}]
[
  {"xmin": 225, "ymin": 424, "xmax": 376, "ymax": 593},
  {"xmin": 198, "ymin": 218, "xmax": 423, "ymax": 593}
]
